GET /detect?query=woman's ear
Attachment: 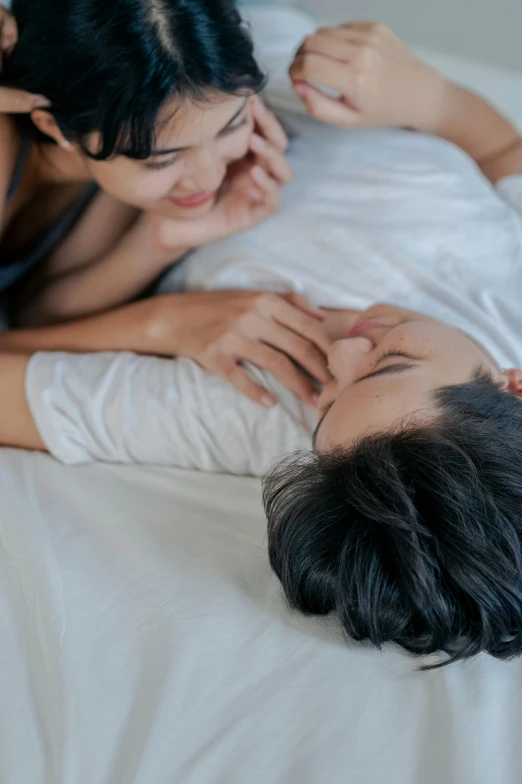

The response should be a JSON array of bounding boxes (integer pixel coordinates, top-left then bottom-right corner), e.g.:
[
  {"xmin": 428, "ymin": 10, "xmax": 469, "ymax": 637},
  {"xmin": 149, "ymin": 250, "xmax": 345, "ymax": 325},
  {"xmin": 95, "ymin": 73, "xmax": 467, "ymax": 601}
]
[
  {"xmin": 501, "ymin": 369, "xmax": 522, "ymax": 396},
  {"xmin": 30, "ymin": 108, "xmax": 71, "ymax": 148}
]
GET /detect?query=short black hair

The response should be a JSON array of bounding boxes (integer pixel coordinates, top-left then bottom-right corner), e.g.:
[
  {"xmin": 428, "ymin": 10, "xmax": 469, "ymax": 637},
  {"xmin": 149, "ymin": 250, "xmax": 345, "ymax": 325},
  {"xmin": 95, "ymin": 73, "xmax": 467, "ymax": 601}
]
[
  {"xmin": 263, "ymin": 374, "xmax": 522, "ymax": 667},
  {"xmin": 3, "ymin": 0, "xmax": 265, "ymax": 159}
]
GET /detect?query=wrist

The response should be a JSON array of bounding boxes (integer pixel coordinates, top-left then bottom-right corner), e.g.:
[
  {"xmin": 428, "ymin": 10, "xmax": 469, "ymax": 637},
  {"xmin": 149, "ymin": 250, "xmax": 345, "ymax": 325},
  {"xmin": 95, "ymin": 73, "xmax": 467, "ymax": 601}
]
[
  {"xmin": 133, "ymin": 213, "xmax": 191, "ymax": 273},
  {"xmin": 138, "ymin": 293, "xmax": 187, "ymax": 357},
  {"xmin": 410, "ymin": 67, "xmax": 451, "ymax": 134}
]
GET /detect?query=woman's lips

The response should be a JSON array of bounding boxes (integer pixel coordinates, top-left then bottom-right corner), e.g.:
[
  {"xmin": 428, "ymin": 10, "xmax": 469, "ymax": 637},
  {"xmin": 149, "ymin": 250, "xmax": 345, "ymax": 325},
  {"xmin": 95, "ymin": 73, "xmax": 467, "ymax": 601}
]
[
  {"xmin": 169, "ymin": 190, "xmax": 217, "ymax": 208},
  {"xmin": 347, "ymin": 320, "xmax": 386, "ymax": 338}
]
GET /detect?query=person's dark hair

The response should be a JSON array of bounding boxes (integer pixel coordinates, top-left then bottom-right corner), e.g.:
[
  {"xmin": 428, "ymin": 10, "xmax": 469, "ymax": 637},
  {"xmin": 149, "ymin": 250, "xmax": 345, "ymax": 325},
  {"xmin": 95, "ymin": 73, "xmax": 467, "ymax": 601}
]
[
  {"xmin": 2, "ymin": 0, "xmax": 265, "ymax": 159},
  {"xmin": 263, "ymin": 374, "xmax": 522, "ymax": 667}
]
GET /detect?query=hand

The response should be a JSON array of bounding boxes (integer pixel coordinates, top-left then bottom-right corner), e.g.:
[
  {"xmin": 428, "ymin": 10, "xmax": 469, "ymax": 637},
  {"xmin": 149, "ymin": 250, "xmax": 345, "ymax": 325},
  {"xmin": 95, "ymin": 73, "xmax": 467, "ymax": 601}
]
[
  {"xmin": 290, "ymin": 23, "xmax": 447, "ymax": 134},
  {"xmin": 149, "ymin": 290, "xmax": 332, "ymax": 407},
  {"xmin": 0, "ymin": 7, "xmax": 49, "ymax": 112},
  {"xmin": 151, "ymin": 97, "xmax": 293, "ymax": 250}
]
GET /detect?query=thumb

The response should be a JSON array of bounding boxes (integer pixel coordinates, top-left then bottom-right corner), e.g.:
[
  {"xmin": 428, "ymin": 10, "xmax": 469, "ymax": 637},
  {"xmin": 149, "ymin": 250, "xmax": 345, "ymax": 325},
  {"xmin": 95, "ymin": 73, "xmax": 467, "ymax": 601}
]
[
  {"xmin": 292, "ymin": 81, "xmax": 362, "ymax": 129},
  {"xmin": 0, "ymin": 86, "xmax": 50, "ymax": 113}
]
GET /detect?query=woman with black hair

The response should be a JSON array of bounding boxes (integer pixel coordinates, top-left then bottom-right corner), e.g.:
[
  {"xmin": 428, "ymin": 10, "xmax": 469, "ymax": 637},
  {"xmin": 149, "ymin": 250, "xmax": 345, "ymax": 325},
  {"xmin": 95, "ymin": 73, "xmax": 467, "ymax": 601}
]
[{"xmin": 0, "ymin": 1, "xmax": 331, "ymax": 407}]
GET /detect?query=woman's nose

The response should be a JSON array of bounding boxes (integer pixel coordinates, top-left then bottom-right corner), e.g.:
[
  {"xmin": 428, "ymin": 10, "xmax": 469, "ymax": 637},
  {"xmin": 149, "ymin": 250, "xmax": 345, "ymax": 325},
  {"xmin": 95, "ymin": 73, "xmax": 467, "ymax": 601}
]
[
  {"xmin": 327, "ymin": 337, "xmax": 373, "ymax": 379},
  {"xmin": 180, "ymin": 147, "xmax": 228, "ymax": 193}
]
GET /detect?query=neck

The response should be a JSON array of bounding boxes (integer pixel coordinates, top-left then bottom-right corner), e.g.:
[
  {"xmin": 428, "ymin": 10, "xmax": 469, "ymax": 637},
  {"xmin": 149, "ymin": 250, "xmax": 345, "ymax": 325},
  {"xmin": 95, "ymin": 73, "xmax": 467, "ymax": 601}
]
[{"xmin": 35, "ymin": 142, "xmax": 92, "ymax": 187}]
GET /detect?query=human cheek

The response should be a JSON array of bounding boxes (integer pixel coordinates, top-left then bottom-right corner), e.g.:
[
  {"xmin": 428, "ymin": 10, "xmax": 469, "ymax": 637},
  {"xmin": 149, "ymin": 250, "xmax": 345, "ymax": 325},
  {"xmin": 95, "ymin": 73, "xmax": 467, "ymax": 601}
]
[
  {"xmin": 113, "ymin": 170, "xmax": 180, "ymax": 207},
  {"xmin": 222, "ymin": 123, "xmax": 254, "ymax": 164}
]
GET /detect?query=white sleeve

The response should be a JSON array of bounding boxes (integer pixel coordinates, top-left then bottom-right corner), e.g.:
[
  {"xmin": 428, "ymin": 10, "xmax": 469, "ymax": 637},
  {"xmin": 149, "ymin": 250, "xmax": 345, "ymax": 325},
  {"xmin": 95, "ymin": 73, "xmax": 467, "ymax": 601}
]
[
  {"xmin": 496, "ymin": 174, "xmax": 522, "ymax": 214},
  {"xmin": 25, "ymin": 351, "xmax": 312, "ymax": 475}
]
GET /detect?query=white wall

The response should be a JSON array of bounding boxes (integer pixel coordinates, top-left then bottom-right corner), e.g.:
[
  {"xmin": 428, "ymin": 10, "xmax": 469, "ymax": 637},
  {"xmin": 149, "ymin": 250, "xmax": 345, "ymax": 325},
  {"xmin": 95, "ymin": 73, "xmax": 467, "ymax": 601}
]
[{"xmin": 299, "ymin": 0, "xmax": 522, "ymax": 71}]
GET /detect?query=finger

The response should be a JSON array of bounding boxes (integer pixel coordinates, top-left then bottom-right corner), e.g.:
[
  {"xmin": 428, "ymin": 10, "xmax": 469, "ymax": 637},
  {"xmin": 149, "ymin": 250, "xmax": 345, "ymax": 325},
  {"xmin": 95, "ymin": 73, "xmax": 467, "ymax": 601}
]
[
  {"xmin": 0, "ymin": 12, "xmax": 18, "ymax": 54},
  {"xmin": 248, "ymin": 186, "xmax": 263, "ymax": 203},
  {"xmin": 0, "ymin": 86, "xmax": 50, "ymax": 113},
  {"xmin": 249, "ymin": 167, "xmax": 281, "ymax": 222},
  {"xmin": 285, "ymin": 292, "xmax": 325, "ymax": 321},
  {"xmin": 235, "ymin": 339, "xmax": 319, "ymax": 406},
  {"xmin": 296, "ymin": 32, "xmax": 362, "ymax": 64},
  {"xmin": 217, "ymin": 357, "xmax": 277, "ymax": 408},
  {"xmin": 292, "ymin": 82, "xmax": 362, "ymax": 128},
  {"xmin": 259, "ymin": 321, "xmax": 332, "ymax": 384},
  {"xmin": 290, "ymin": 52, "xmax": 358, "ymax": 98},
  {"xmin": 263, "ymin": 295, "xmax": 333, "ymax": 356},
  {"xmin": 250, "ymin": 165, "xmax": 281, "ymax": 205},
  {"xmin": 251, "ymin": 96, "xmax": 289, "ymax": 151},
  {"xmin": 249, "ymin": 134, "xmax": 293, "ymax": 185},
  {"xmin": 340, "ymin": 22, "xmax": 385, "ymax": 33},
  {"xmin": 313, "ymin": 24, "xmax": 375, "ymax": 42}
]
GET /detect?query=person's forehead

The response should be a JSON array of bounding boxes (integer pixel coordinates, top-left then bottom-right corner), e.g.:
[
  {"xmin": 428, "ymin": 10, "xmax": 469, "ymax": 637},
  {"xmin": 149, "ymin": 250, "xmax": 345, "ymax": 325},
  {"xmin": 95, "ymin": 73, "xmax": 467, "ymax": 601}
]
[
  {"xmin": 156, "ymin": 94, "xmax": 246, "ymax": 145},
  {"xmin": 318, "ymin": 370, "xmax": 435, "ymax": 450}
]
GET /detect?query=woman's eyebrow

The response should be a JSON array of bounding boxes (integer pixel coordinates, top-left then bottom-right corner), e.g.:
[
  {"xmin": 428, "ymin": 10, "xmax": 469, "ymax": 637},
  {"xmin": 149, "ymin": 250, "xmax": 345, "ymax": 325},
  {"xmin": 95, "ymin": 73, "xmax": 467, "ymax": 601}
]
[
  {"xmin": 150, "ymin": 99, "xmax": 249, "ymax": 156},
  {"xmin": 220, "ymin": 99, "xmax": 249, "ymax": 130}
]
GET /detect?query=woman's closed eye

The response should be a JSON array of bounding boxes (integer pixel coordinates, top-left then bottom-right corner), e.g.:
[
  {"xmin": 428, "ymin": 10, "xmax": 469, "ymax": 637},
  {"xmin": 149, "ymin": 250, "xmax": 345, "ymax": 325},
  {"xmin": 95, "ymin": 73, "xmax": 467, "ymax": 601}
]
[
  {"xmin": 142, "ymin": 116, "xmax": 249, "ymax": 171},
  {"xmin": 144, "ymin": 154, "xmax": 180, "ymax": 171},
  {"xmin": 219, "ymin": 116, "xmax": 249, "ymax": 137}
]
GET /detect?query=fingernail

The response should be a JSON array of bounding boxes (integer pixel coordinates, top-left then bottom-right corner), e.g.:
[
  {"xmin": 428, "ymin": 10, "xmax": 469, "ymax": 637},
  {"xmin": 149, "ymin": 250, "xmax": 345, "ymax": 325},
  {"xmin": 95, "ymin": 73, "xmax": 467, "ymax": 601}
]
[
  {"xmin": 250, "ymin": 133, "xmax": 266, "ymax": 152},
  {"xmin": 261, "ymin": 395, "xmax": 276, "ymax": 408},
  {"xmin": 32, "ymin": 95, "xmax": 51, "ymax": 108},
  {"xmin": 293, "ymin": 82, "xmax": 307, "ymax": 98},
  {"xmin": 252, "ymin": 166, "xmax": 269, "ymax": 185},
  {"xmin": 312, "ymin": 393, "xmax": 320, "ymax": 407}
]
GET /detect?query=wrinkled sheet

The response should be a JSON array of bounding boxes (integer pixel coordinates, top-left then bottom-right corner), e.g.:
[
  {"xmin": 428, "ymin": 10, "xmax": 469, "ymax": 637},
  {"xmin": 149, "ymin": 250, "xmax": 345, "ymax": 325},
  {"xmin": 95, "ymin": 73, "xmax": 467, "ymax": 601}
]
[
  {"xmin": 3, "ymin": 14, "xmax": 522, "ymax": 781},
  {"xmin": 1, "ymin": 449, "xmax": 522, "ymax": 784}
]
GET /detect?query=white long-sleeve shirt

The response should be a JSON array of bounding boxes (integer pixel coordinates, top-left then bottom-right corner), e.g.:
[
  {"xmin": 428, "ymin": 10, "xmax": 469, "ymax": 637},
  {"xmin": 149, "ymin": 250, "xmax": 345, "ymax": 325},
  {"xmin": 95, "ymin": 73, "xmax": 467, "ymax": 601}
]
[{"xmin": 25, "ymin": 7, "xmax": 522, "ymax": 475}]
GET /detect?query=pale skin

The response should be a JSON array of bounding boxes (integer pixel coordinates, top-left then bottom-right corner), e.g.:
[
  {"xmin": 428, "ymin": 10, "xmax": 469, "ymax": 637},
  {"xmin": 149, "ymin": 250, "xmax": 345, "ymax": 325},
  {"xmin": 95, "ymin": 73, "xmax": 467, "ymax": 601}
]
[{"xmin": 1, "ymin": 20, "xmax": 522, "ymax": 454}]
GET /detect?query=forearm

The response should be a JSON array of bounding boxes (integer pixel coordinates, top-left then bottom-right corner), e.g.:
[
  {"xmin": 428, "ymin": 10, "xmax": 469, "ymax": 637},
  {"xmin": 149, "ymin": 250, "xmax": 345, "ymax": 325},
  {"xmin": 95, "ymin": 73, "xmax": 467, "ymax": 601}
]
[
  {"xmin": 19, "ymin": 221, "xmax": 189, "ymax": 326},
  {"xmin": 429, "ymin": 83, "xmax": 522, "ymax": 182},
  {"xmin": 0, "ymin": 297, "xmax": 160, "ymax": 354},
  {"xmin": 0, "ymin": 352, "xmax": 45, "ymax": 451}
]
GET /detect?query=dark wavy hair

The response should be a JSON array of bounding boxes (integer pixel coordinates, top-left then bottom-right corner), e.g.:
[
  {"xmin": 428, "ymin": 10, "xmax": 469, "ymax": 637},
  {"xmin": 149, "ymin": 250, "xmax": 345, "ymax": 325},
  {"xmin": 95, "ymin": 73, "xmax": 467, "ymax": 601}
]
[
  {"xmin": 264, "ymin": 374, "xmax": 522, "ymax": 667},
  {"xmin": 2, "ymin": 0, "xmax": 265, "ymax": 159}
]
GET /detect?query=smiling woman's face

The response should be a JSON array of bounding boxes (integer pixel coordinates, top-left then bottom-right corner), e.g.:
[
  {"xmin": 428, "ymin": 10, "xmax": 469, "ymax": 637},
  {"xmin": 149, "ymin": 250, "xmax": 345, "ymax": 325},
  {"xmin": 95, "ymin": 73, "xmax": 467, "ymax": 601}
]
[
  {"xmin": 72, "ymin": 93, "xmax": 254, "ymax": 220},
  {"xmin": 314, "ymin": 304, "xmax": 506, "ymax": 452}
]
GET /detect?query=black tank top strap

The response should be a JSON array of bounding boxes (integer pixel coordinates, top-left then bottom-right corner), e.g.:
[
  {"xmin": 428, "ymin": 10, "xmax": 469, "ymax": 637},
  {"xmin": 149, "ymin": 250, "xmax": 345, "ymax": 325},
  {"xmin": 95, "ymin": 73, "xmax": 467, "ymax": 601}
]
[{"xmin": 6, "ymin": 132, "xmax": 32, "ymax": 204}]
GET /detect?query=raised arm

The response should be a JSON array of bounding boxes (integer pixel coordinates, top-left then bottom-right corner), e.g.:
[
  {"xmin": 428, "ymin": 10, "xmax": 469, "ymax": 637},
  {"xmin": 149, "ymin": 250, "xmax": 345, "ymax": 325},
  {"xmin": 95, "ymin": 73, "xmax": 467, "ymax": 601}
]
[{"xmin": 289, "ymin": 23, "xmax": 522, "ymax": 183}]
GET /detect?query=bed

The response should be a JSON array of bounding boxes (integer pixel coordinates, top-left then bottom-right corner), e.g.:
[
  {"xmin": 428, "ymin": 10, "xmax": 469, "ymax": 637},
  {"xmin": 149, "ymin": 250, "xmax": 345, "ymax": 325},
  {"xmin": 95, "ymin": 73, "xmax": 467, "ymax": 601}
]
[{"xmin": 3, "ymin": 7, "xmax": 522, "ymax": 783}]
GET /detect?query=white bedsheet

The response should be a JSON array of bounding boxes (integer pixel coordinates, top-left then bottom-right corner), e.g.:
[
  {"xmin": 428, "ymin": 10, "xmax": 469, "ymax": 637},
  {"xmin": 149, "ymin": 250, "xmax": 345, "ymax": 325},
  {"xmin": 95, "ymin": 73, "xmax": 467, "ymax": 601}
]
[
  {"xmin": 2, "ymin": 448, "xmax": 522, "ymax": 784},
  {"xmin": 3, "ymin": 7, "xmax": 522, "ymax": 783}
]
